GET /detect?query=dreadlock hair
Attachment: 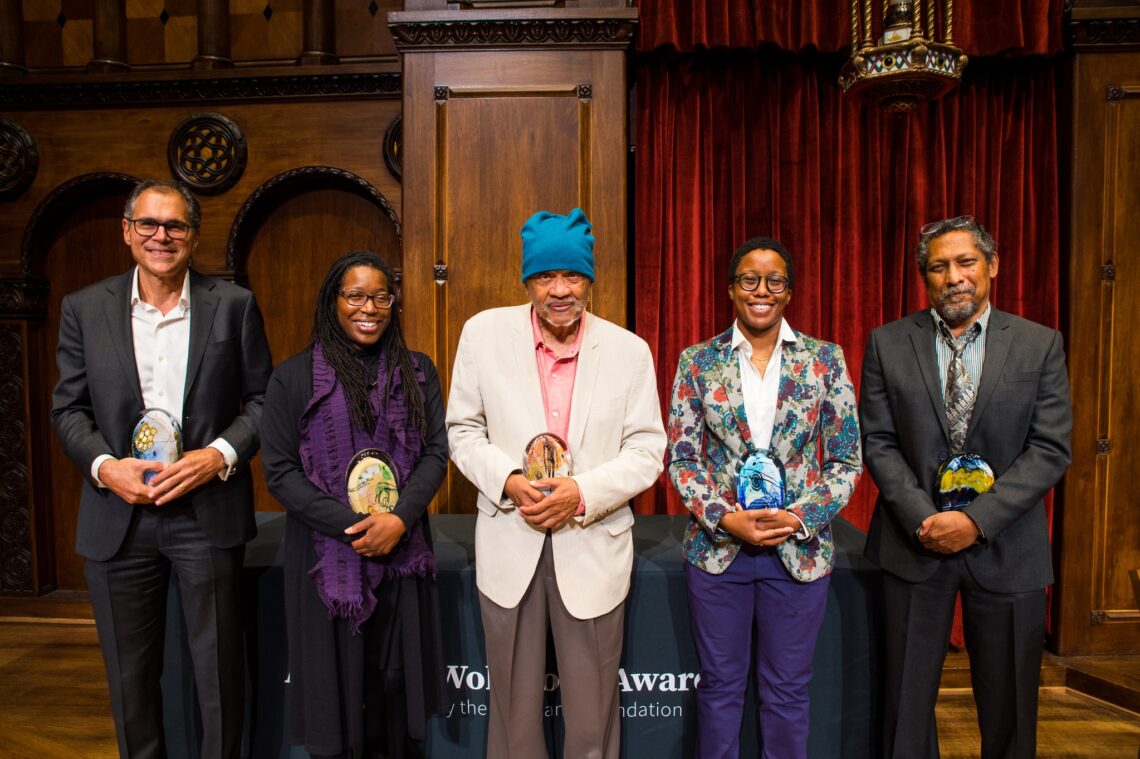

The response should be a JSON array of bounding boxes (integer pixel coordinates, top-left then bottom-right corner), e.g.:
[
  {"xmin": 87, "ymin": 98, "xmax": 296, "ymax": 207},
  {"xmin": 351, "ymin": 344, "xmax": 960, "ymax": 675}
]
[{"xmin": 311, "ymin": 251, "xmax": 427, "ymax": 436}]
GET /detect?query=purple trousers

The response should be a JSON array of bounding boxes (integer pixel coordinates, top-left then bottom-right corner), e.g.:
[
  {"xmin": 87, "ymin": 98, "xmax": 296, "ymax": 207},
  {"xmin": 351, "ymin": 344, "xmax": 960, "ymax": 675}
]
[{"xmin": 685, "ymin": 547, "xmax": 829, "ymax": 759}]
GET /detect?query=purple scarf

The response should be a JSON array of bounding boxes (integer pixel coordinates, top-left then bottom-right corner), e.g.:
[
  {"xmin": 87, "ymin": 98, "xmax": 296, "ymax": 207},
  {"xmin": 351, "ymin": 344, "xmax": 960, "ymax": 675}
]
[{"xmin": 298, "ymin": 343, "xmax": 435, "ymax": 635}]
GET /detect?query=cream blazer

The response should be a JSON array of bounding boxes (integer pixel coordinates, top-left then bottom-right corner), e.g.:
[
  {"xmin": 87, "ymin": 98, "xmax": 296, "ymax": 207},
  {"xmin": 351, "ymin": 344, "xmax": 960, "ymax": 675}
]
[{"xmin": 446, "ymin": 304, "xmax": 666, "ymax": 620}]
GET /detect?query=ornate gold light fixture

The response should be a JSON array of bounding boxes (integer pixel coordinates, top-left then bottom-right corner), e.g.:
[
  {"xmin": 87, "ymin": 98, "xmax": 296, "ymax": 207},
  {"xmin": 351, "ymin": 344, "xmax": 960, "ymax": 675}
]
[{"xmin": 840, "ymin": 0, "xmax": 968, "ymax": 112}]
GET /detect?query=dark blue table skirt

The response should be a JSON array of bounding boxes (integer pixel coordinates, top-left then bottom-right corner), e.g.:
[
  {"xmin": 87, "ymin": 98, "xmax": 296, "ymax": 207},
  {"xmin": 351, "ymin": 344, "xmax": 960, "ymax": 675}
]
[{"xmin": 162, "ymin": 514, "xmax": 883, "ymax": 758}]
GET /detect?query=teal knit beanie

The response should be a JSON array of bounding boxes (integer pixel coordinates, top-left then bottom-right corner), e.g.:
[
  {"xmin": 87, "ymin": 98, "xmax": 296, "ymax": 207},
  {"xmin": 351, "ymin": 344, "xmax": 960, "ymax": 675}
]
[{"xmin": 520, "ymin": 208, "xmax": 595, "ymax": 282}]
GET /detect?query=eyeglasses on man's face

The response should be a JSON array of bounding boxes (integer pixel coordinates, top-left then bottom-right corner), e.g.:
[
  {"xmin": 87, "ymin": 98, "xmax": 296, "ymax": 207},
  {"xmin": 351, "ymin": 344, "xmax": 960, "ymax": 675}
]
[
  {"xmin": 919, "ymin": 215, "xmax": 976, "ymax": 237},
  {"xmin": 734, "ymin": 273, "xmax": 789, "ymax": 294},
  {"xmin": 126, "ymin": 217, "xmax": 195, "ymax": 240},
  {"xmin": 339, "ymin": 290, "xmax": 395, "ymax": 309}
]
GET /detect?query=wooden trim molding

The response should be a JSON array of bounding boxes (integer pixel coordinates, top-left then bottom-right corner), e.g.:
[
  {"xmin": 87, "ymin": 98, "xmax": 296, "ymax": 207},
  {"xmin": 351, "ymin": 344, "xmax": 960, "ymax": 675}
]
[
  {"xmin": 0, "ymin": 320, "xmax": 32, "ymax": 594},
  {"xmin": 0, "ymin": 277, "xmax": 48, "ymax": 319},
  {"xmin": 0, "ymin": 72, "xmax": 401, "ymax": 109},
  {"xmin": 1069, "ymin": 17, "xmax": 1140, "ymax": 50},
  {"xmin": 20, "ymin": 172, "xmax": 139, "ymax": 276},
  {"xmin": 389, "ymin": 9, "xmax": 637, "ymax": 51},
  {"xmin": 225, "ymin": 165, "xmax": 402, "ymax": 273}
]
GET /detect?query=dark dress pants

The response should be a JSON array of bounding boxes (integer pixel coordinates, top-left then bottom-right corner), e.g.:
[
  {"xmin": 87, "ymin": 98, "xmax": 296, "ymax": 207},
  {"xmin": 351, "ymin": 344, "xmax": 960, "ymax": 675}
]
[
  {"xmin": 85, "ymin": 504, "xmax": 245, "ymax": 759},
  {"xmin": 685, "ymin": 547, "xmax": 830, "ymax": 759},
  {"xmin": 881, "ymin": 554, "xmax": 1047, "ymax": 759}
]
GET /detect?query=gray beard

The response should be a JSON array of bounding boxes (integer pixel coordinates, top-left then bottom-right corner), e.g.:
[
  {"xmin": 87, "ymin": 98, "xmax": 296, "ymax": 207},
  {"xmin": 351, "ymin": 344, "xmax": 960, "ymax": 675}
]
[{"xmin": 937, "ymin": 287, "xmax": 978, "ymax": 326}]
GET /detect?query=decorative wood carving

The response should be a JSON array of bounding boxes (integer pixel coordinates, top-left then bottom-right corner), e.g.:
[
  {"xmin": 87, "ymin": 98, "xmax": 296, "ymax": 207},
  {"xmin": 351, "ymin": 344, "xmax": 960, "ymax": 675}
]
[
  {"xmin": 167, "ymin": 112, "xmax": 247, "ymax": 195},
  {"xmin": 389, "ymin": 13, "xmax": 637, "ymax": 50},
  {"xmin": 225, "ymin": 166, "xmax": 402, "ymax": 272},
  {"xmin": 0, "ymin": 73, "xmax": 401, "ymax": 109},
  {"xmin": 0, "ymin": 278, "xmax": 49, "ymax": 319},
  {"xmin": 0, "ymin": 120, "xmax": 38, "ymax": 201},
  {"xmin": 0, "ymin": 322, "xmax": 31, "ymax": 594},
  {"xmin": 1070, "ymin": 18, "xmax": 1140, "ymax": 49},
  {"xmin": 383, "ymin": 114, "xmax": 403, "ymax": 182}
]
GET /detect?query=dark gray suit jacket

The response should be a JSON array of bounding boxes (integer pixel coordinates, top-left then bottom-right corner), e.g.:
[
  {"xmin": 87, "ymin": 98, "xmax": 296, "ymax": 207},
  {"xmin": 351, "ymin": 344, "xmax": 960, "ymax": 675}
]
[
  {"xmin": 860, "ymin": 307, "xmax": 1072, "ymax": 593},
  {"xmin": 51, "ymin": 269, "xmax": 273, "ymax": 561}
]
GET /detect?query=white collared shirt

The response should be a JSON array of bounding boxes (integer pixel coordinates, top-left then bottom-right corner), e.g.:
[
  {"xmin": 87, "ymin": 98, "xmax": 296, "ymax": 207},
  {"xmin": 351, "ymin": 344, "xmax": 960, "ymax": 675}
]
[
  {"xmin": 732, "ymin": 318, "xmax": 808, "ymax": 538},
  {"xmin": 90, "ymin": 268, "xmax": 236, "ymax": 483},
  {"xmin": 732, "ymin": 318, "xmax": 797, "ymax": 451}
]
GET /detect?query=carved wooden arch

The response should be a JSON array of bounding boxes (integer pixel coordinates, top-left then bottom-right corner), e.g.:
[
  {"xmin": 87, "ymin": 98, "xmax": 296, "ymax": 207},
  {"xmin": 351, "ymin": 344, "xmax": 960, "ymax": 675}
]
[
  {"xmin": 20, "ymin": 172, "xmax": 140, "ymax": 277},
  {"xmin": 225, "ymin": 166, "xmax": 402, "ymax": 275}
]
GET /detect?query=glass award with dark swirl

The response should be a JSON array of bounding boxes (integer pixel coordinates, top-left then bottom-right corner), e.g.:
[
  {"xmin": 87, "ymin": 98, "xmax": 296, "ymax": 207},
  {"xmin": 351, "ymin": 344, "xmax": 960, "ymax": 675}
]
[
  {"xmin": 736, "ymin": 449, "xmax": 787, "ymax": 510},
  {"xmin": 523, "ymin": 432, "xmax": 573, "ymax": 486},
  {"xmin": 131, "ymin": 408, "xmax": 183, "ymax": 484},
  {"xmin": 934, "ymin": 453, "xmax": 995, "ymax": 512},
  {"xmin": 345, "ymin": 448, "xmax": 401, "ymax": 515}
]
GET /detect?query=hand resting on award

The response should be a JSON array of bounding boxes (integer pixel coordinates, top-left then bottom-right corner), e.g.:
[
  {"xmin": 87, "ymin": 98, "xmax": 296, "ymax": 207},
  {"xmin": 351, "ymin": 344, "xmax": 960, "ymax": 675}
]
[
  {"xmin": 98, "ymin": 447, "xmax": 226, "ymax": 506},
  {"xmin": 505, "ymin": 473, "xmax": 580, "ymax": 530},
  {"xmin": 720, "ymin": 508, "xmax": 796, "ymax": 548},
  {"xmin": 346, "ymin": 512, "xmax": 407, "ymax": 558},
  {"xmin": 917, "ymin": 510, "xmax": 981, "ymax": 554}
]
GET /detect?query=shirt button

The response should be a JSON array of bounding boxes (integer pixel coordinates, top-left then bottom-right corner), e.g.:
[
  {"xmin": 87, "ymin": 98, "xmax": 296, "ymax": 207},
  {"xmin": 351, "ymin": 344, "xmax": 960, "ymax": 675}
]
[{"xmin": 552, "ymin": 411, "xmax": 560, "ymax": 418}]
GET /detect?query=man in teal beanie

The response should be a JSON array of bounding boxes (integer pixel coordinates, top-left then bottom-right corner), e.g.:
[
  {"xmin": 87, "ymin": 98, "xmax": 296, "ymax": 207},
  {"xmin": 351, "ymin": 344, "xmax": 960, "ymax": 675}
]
[{"xmin": 447, "ymin": 208, "xmax": 666, "ymax": 759}]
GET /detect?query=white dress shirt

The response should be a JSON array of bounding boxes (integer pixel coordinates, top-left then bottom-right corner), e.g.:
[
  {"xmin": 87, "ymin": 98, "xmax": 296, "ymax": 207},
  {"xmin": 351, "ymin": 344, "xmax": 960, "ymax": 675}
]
[
  {"xmin": 91, "ymin": 268, "xmax": 236, "ymax": 483},
  {"xmin": 732, "ymin": 318, "xmax": 808, "ymax": 538}
]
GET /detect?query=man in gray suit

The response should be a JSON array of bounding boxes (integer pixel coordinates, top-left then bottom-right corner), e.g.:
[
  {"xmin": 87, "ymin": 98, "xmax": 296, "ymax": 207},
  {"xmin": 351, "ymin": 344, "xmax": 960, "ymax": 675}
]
[
  {"xmin": 860, "ymin": 216, "xmax": 1072, "ymax": 759},
  {"xmin": 52, "ymin": 179, "xmax": 272, "ymax": 758}
]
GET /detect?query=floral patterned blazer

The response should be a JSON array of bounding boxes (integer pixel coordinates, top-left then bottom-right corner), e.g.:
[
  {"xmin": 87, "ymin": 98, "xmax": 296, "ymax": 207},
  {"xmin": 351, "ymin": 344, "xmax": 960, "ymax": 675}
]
[{"xmin": 667, "ymin": 325, "xmax": 862, "ymax": 581}]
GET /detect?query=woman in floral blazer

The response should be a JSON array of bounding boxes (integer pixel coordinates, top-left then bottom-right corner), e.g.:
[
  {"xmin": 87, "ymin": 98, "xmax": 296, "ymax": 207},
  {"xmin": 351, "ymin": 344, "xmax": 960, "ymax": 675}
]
[{"xmin": 667, "ymin": 237, "xmax": 862, "ymax": 759}]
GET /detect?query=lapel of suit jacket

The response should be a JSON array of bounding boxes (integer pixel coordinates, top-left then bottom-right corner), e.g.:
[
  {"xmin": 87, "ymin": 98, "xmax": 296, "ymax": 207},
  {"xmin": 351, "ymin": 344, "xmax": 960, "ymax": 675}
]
[
  {"xmin": 770, "ymin": 332, "xmax": 804, "ymax": 461},
  {"xmin": 908, "ymin": 310, "xmax": 951, "ymax": 443},
  {"xmin": 567, "ymin": 312, "xmax": 601, "ymax": 452},
  {"xmin": 968, "ymin": 307, "xmax": 1011, "ymax": 435},
  {"xmin": 510, "ymin": 305, "xmax": 547, "ymax": 436},
  {"xmin": 184, "ymin": 270, "xmax": 218, "ymax": 404},
  {"xmin": 713, "ymin": 326, "xmax": 755, "ymax": 452},
  {"xmin": 103, "ymin": 270, "xmax": 144, "ymax": 408}
]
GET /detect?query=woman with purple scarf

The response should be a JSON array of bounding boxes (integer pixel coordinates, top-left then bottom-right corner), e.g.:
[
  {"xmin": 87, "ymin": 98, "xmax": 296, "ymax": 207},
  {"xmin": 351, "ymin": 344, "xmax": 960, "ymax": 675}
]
[{"xmin": 262, "ymin": 251, "xmax": 447, "ymax": 758}]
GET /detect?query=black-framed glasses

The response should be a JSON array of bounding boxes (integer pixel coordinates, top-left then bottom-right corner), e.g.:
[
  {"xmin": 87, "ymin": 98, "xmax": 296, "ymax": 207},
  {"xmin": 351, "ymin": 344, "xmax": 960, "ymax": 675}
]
[
  {"xmin": 734, "ymin": 273, "xmax": 789, "ymax": 294},
  {"xmin": 919, "ymin": 215, "xmax": 976, "ymax": 237},
  {"xmin": 126, "ymin": 217, "xmax": 194, "ymax": 240},
  {"xmin": 339, "ymin": 290, "xmax": 395, "ymax": 309}
]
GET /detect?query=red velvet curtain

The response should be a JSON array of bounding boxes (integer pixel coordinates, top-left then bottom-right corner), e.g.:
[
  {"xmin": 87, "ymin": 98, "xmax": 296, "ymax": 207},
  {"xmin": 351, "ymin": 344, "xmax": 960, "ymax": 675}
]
[
  {"xmin": 637, "ymin": 0, "xmax": 1065, "ymax": 56},
  {"xmin": 632, "ymin": 51, "xmax": 1062, "ymax": 531}
]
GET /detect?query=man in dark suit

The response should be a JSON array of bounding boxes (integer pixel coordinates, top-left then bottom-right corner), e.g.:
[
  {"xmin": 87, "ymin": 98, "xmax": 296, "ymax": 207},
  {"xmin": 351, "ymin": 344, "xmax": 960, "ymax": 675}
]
[
  {"xmin": 860, "ymin": 216, "xmax": 1072, "ymax": 759},
  {"xmin": 51, "ymin": 179, "xmax": 272, "ymax": 758}
]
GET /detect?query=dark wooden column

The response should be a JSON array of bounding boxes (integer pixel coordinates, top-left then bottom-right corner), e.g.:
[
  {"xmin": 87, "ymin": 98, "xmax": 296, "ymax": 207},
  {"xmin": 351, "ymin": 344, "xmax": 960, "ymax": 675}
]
[
  {"xmin": 193, "ymin": 0, "xmax": 233, "ymax": 70},
  {"xmin": 389, "ymin": 6, "xmax": 637, "ymax": 513},
  {"xmin": 87, "ymin": 0, "xmax": 129, "ymax": 73},
  {"xmin": 0, "ymin": 0, "xmax": 26, "ymax": 73},
  {"xmin": 299, "ymin": 0, "xmax": 338, "ymax": 65},
  {"xmin": 0, "ymin": 278, "xmax": 50, "ymax": 595}
]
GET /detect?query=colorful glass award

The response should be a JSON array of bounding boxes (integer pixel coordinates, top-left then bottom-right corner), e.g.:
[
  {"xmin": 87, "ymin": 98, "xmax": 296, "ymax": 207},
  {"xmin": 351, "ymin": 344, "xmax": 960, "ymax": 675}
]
[
  {"xmin": 523, "ymin": 432, "xmax": 573, "ymax": 483},
  {"xmin": 736, "ymin": 449, "xmax": 787, "ymax": 510},
  {"xmin": 131, "ymin": 408, "xmax": 183, "ymax": 484},
  {"xmin": 345, "ymin": 448, "xmax": 400, "ymax": 515},
  {"xmin": 934, "ymin": 453, "xmax": 995, "ymax": 512}
]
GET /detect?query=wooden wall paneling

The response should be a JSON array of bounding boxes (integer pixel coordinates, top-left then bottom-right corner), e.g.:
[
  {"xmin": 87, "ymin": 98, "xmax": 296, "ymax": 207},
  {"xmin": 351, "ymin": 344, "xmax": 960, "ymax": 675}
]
[
  {"xmin": 234, "ymin": 169, "xmax": 402, "ymax": 515},
  {"xmin": 21, "ymin": 178, "xmax": 138, "ymax": 593},
  {"xmin": 1058, "ymin": 50, "xmax": 1140, "ymax": 655},
  {"xmin": 392, "ymin": 9, "xmax": 637, "ymax": 513}
]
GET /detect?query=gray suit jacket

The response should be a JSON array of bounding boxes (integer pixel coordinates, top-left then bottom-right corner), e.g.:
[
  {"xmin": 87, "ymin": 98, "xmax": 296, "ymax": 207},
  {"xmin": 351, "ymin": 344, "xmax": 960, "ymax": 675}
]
[
  {"xmin": 860, "ymin": 308, "xmax": 1072, "ymax": 593},
  {"xmin": 51, "ymin": 269, "xmax": 273, "ymax": 561}
]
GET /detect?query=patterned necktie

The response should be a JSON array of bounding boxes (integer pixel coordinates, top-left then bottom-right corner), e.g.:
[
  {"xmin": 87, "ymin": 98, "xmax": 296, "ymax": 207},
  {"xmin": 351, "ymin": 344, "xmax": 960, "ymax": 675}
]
[{"xmin": 938, "ymin": 321, "xmax": 982, "ymax": 452}]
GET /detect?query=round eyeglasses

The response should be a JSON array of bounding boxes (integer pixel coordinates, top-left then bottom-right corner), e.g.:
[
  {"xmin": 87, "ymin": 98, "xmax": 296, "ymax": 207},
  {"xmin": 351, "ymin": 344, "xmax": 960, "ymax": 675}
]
[
  {"xmin": 126, "ymin": 217, "xmax": 195, "ymax": 240},
  {"xmin": 339, "ymin": 290, "xmax": 395, "ymax": 309},
  {"xmin": 734, "ymin": 273, "xmax": 789, "ymax": 294}
]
